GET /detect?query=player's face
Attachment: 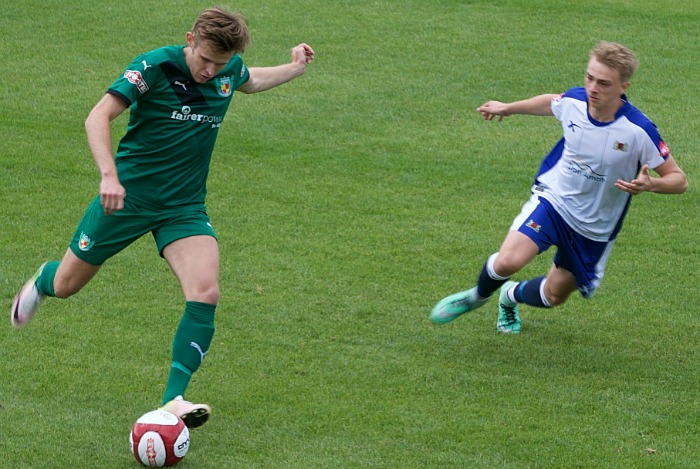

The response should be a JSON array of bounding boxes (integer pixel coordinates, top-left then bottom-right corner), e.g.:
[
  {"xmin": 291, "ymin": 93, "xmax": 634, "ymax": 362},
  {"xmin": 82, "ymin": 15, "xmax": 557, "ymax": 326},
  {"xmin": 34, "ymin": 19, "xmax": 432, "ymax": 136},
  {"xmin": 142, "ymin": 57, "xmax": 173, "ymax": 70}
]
[
  {"xmin": 584, "ymin": 57, "xmax": 629, "ymax": 119},
  {"xmin": 185, "ymin": 33, "xmax": 236, "ymax": 83}
]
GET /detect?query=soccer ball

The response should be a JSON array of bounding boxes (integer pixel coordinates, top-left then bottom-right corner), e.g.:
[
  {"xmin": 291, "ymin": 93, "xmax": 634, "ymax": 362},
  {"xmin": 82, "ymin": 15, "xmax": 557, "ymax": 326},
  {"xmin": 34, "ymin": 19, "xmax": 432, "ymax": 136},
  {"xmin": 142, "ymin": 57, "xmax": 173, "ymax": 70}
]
[{"xmin": 130, "ymin": 409, "xmax": 190, "ymax": 467}]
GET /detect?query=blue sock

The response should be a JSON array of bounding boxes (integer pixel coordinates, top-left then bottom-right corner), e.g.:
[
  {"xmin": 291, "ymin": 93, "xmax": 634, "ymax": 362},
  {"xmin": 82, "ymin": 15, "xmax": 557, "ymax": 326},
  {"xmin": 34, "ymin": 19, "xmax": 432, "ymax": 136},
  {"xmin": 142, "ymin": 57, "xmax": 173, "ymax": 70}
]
[{"xmin": 513, "ymin": 276, "xmax": 550, "ymax": 308}]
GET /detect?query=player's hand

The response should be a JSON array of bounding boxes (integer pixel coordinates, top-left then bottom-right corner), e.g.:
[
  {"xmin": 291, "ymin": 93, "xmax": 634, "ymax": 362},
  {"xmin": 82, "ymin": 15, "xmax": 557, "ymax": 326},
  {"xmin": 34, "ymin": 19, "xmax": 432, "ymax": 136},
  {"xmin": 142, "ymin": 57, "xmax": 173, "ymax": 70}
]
[
  {"xmin": 615, "ymin": 164, "xmax": 652, "ymax": 195},
  {"xmin": 291, "ymin": 43, "xmax": 315, "ymax": 65},
  {"xmin": 477, "ymin": 100, "xmax": 510, "ymax": 122},
  {"xmin": 100, "ymin": 176, "xmax": 126, "ymax": 215}
]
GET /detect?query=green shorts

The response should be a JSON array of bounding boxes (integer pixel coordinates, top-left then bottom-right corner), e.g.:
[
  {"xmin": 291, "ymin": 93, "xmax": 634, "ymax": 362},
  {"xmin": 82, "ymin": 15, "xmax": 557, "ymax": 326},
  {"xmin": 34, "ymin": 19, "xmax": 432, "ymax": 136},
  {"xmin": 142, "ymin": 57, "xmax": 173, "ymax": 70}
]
[{"xmin": 69, "ymin": 196, "xmax": 217, "ymax": 266}]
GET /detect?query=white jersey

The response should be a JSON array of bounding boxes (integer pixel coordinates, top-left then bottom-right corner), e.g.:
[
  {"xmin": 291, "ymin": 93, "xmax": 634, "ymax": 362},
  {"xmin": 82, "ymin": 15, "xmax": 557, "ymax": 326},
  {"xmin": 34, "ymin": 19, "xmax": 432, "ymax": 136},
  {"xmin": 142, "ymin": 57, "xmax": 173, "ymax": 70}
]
[{"xmin": 534, "ymin": 87, "xmax": 669, "ymax": 241}]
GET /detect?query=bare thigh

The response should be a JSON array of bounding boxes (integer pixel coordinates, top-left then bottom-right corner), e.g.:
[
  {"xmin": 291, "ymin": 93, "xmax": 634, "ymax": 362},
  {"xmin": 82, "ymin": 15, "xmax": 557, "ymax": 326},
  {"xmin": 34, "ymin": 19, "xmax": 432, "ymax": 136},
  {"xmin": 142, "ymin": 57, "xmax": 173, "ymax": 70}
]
[{"xmin": 163, "ymin": 235, "xmax": 220, "ymax": 304}]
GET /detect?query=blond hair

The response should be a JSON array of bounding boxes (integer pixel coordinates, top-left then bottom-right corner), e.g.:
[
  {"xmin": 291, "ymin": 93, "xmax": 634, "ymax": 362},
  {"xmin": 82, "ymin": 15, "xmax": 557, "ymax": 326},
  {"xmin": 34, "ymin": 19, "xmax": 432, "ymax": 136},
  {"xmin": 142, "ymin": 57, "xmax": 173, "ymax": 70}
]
[{"xmin": 590, "ymin": 41, "xmax": 639, "ymax": 82}]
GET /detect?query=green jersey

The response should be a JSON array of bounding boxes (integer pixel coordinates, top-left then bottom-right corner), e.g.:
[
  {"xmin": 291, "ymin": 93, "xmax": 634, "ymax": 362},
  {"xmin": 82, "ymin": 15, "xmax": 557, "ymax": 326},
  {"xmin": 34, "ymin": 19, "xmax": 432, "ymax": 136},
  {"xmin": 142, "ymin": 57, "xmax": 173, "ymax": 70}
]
[{"xmin": 108, "ymin": 45, "xmax": 249, "ymax": 209}]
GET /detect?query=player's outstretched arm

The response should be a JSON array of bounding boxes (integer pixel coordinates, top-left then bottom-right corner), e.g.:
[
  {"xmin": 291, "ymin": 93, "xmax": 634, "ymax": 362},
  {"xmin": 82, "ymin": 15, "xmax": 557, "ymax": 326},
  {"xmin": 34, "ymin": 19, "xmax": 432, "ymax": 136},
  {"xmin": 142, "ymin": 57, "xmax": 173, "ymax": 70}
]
[
  {"xmin": 477, "ymin": 94, "xmax": 558, "ymax": 121},
  {"xmin": 238, "ymin": 43, "xmax": 315, "ymax": 94}
]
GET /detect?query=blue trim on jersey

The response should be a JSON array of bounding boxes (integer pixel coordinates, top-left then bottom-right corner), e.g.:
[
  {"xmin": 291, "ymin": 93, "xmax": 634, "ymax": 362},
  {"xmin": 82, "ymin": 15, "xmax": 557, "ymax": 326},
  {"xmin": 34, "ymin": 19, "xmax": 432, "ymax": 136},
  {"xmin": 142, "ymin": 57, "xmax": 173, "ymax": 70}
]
[
  {"xmin": 565, "ymin": 87, "xmax": 632, "ymax": 128},
  {"xmin": 622, "ymin": 104, "xmax": 667, "ymax": 159},
  {"xmin": 535, "ymin": 137, "xmax": 564, "ymax": 183},
  {"xmin": 589, "ymin": 100, "xmax": 630, "ymax": 127},
  {"xmin": 609, "ymin": 192, "xmax": 632, "ymax": 240},
  {"xmin": 562, "ymin": 87, "xmax": 587, "ymax": 101}
]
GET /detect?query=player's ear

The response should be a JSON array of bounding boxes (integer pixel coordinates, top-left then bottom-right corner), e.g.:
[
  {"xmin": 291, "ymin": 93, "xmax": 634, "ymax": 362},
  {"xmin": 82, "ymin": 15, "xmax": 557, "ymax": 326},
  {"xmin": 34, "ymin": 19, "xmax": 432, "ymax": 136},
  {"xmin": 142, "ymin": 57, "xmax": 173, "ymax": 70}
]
[{"xmin": 185, "ymin": 31, "xmax": 195, "ymax": 48}]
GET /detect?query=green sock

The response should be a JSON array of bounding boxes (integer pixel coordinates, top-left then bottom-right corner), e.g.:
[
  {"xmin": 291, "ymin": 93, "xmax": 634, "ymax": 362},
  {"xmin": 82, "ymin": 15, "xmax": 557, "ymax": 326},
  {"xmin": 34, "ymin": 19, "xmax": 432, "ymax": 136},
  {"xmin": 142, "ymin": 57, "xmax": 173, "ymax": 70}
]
[
  {"xmin": 162, "ymin": 301, "xmax": 216, "ymax": 405},
  {"xmin": 36, "ymin": 261, "xmax": 59, "ymax": 297}
]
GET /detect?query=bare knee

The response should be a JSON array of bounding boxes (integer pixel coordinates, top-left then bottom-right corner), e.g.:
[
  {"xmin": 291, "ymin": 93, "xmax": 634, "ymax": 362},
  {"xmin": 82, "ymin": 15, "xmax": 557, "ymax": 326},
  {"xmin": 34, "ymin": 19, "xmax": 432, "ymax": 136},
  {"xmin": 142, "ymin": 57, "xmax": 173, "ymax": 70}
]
[
  {"xmin": 542, "ymin": 283, "xmax": 574, "ymax": 306},
  {"xmin": 544, "ymin": 291, "xmax": 570, "ymax": 307},
  {"xmin": 542, "ymin": 266, "xmax": 578, "ymax": 307},
  {"xmin": 203, "ymin": 286, "xmax": 220, "ymax": 305},
  {"xmin": 494, "ymin": 233, "xmax": 540, "ymax": 277},
  {"xmin": 188, "ymin": 284, "xmax": 220, "ymax": 305},
  {"xmin": 493, "ymin": 255, "xmax": 524, "ymax": 278}
]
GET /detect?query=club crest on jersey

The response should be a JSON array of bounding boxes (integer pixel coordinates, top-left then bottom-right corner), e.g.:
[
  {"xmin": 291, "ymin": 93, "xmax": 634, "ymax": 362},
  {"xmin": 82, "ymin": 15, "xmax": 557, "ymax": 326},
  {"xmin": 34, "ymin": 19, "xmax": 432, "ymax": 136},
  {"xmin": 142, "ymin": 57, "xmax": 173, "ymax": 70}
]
[
  {"xmin": 526, "ymin": 219, "xmax": 541, "ymax": 233},
  {"xmin": 216, "ymin": 76, "xmax": 232, "ymax": 97},
  {"xmin": 78, "ymin": 232, "xmax": 94, "ymax": 252},
  {"xmin": 613, "ymin": 141, "xmax": 628, "ymax": 152},
  {"xmin": 124, "ymin": 70, "xmax": 149, "ymax": 94}
]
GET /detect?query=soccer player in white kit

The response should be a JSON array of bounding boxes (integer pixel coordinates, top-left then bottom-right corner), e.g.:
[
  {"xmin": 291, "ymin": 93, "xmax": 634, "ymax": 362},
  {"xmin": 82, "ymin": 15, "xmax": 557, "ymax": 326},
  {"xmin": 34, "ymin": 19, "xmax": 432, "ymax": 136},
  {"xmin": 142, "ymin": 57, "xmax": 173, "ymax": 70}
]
[{"xmin": 431, "ymin": 41, "xmax": 687, "ymax": 334}]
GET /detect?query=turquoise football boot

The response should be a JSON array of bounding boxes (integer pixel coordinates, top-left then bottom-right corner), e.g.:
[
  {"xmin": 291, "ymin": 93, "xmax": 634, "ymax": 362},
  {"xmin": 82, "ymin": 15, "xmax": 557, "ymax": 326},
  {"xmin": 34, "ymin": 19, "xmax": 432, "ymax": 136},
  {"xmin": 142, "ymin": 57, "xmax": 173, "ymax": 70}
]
[
  {"xmin": 431, "ymin": 287, "xmax": 487, "ymax": 324},
  {"xmin": 497, "ymin": 281, "xmax": 521, "ymax": 334}
]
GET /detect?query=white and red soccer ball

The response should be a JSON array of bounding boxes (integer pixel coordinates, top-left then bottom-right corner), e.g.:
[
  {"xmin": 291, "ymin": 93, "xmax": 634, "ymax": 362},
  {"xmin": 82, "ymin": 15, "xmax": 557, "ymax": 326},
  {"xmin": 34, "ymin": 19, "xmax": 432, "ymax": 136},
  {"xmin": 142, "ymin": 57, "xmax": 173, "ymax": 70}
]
[{"xmin": 130, "ymin": 409, "xmax": 190, "ymax": 467}]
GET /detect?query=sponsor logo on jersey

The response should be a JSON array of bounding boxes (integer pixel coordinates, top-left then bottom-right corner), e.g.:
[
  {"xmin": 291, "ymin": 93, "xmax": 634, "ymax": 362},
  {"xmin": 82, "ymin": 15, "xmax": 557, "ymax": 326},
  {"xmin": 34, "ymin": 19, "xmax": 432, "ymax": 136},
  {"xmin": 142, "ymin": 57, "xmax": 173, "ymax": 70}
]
[
  {"xmin": 170, "ymin": 105, "xmax": 224, "ymax": 128},
  {"xmin": 526, "ymin": 220, "xmax": 541, "ymax": 233},
  {"xmin": 613, "ymin": 141, "xmax": 628, "ymax": 152},
  {"xmin": 124, "ymin": 70, "xmax": 149, "ymax": 94},
  {"xmin": 567, "ymin": 159, "xmax": 606, "ymax": 183},
  {"xmin": 659, "ymin": 141, "xmax": 670, "ymax": 158},
  {"xmin": 216, "ymin": 76, "xmax": 232, "ymax": 97},
  {"xmin": 78, "ymin": 232, "xmax": 94, "ymax": 252}
]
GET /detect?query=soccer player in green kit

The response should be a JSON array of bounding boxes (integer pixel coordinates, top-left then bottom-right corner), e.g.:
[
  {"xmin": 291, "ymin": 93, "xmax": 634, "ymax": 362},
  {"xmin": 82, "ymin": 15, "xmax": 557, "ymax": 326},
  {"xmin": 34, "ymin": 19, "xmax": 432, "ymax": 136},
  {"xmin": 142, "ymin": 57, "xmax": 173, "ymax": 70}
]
[{"xmin": 10, "ymin": 7, "xmax": 315, "ymax": 429}]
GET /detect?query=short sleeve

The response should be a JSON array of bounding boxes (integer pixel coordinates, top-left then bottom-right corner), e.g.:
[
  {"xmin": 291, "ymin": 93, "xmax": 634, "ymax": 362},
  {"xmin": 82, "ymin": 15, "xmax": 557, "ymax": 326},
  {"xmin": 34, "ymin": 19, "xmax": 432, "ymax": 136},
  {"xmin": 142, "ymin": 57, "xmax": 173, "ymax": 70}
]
[{"xmin": 108, "ymin": 53, "xmax": 159, "ymax": 106}]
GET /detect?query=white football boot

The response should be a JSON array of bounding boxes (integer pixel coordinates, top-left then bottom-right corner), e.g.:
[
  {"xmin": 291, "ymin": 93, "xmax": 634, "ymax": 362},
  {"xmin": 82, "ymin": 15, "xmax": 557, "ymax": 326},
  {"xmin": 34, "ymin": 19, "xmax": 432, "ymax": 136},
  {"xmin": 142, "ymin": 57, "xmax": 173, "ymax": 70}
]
[
  {"xmin": 161, "ymin": 395, "xmax": 211, "ymax": 429},
  {"xmin": 10, "ymin": 262, "xmax": 48, "ymax": 328}
]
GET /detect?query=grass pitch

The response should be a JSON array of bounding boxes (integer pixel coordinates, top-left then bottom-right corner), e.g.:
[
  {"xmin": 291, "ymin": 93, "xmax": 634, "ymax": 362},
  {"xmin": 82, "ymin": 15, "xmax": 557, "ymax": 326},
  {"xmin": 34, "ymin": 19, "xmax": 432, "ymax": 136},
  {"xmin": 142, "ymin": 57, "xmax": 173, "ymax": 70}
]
[{"xmin": 1, "ymin": 0, "xmax": 699, "ymax": 467}]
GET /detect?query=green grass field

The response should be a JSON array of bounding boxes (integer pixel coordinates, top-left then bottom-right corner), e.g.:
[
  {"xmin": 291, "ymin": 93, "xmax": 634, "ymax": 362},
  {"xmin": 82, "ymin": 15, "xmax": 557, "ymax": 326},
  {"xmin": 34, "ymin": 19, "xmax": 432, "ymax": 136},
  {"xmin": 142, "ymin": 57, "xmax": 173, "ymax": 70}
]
[{"xmin": 2, "ymin": 0, "xmax": 699, "ymax": 467}]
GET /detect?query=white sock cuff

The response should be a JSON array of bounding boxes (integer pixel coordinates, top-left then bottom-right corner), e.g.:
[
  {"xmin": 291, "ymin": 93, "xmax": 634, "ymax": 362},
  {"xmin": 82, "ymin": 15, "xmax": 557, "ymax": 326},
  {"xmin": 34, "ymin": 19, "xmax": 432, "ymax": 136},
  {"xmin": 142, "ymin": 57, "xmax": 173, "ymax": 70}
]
[
  {"xmin": 540, "ymin": 279, "xmax": 552, "ymax": 307},
  {"xmin": 507, "ymin": 284, "xmax": 518, "ymax": 304},
  {"xmin": 486, "ymin": 252, "xmax": 509, "ymax": 281}
]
